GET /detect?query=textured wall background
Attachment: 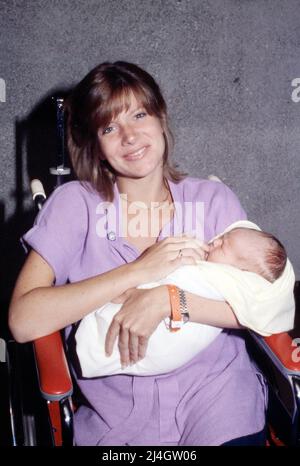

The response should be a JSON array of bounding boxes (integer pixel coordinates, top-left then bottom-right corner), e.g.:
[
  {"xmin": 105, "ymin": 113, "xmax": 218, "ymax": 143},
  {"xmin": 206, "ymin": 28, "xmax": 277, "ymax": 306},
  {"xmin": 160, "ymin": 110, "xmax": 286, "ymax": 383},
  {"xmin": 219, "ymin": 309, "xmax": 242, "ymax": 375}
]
[{"xmin": 1, "ymin": 0, "xmax": 300, "ymax": 315}]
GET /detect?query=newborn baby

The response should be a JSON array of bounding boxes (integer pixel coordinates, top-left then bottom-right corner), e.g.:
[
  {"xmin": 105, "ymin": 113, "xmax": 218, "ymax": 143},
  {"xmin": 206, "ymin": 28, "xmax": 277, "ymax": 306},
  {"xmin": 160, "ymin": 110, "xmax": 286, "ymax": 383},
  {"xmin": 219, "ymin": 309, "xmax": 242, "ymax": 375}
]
[
  {"xmin": 206, "ymin": 225, "xmax": 286, "ymax": 282},
  {"xmin": 75, "ymin": 220, "xmax": 294, "ymax": 377}
]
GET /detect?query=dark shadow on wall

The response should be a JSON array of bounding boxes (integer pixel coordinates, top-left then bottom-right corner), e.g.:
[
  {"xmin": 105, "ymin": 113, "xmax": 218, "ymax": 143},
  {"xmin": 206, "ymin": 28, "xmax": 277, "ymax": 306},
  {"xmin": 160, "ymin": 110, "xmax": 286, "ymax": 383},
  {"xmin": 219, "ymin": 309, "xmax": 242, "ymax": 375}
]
[{"xmin": 0, "ymin": 88, "xmax": 74, "ymax": 340}]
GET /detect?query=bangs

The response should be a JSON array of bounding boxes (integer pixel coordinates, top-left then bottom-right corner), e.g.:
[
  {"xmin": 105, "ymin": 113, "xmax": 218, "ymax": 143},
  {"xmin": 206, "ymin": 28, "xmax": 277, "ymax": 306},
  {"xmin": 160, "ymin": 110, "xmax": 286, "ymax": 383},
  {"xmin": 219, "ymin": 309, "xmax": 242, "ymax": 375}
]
[
  {"xmin": 67, "ymin": 61, "xmax": 186, "ymax": 202},
  {"xmin": 94, "ymin": 83, "xmax": 159, "ymax": 131}
]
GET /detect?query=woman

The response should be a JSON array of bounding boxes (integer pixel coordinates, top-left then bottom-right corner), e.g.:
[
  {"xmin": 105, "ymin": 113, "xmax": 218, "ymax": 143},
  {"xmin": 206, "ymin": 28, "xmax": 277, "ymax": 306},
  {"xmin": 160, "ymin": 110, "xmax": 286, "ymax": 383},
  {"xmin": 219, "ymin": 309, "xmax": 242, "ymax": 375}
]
[{"xmin": 9, "ymin": 62, "xmax": 267, "ymax": 445}]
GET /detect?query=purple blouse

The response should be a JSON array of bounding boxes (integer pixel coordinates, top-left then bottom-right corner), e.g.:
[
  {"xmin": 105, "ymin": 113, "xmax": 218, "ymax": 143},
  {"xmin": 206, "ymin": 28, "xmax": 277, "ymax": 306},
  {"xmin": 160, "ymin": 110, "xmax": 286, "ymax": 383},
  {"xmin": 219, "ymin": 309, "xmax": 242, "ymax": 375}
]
[{"xmin": 22, "ymin": 177, "xmax": 267, "ymax": 446}]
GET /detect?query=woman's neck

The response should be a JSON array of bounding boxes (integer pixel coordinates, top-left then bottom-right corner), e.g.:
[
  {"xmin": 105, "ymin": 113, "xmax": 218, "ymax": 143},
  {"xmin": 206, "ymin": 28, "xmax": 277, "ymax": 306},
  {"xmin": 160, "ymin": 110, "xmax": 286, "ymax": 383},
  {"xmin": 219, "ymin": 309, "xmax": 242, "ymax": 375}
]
[{"xmin": 116, "ymin": 174, "xmax": 170, "ymax": 205}]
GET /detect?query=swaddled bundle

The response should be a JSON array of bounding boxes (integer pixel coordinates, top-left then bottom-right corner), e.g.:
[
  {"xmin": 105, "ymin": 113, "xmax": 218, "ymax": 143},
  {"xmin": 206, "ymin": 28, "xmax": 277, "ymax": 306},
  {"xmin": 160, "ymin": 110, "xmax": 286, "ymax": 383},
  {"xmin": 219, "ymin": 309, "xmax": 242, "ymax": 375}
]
[
  {"xmin": 75, "ymin": 220, "xmax": 295, "ymax": 378},
  {"xmin": 76, "ymin": 270, "xmax": 225, "ymax": 377}
]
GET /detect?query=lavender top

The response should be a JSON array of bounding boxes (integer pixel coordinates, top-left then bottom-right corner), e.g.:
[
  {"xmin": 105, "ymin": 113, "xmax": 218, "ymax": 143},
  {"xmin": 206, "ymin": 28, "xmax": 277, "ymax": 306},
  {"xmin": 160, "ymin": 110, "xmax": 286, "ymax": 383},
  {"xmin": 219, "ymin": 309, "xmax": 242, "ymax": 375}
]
[{"xmin": 22, "ymin": 177, "xmax": 267, "ymax": 446}]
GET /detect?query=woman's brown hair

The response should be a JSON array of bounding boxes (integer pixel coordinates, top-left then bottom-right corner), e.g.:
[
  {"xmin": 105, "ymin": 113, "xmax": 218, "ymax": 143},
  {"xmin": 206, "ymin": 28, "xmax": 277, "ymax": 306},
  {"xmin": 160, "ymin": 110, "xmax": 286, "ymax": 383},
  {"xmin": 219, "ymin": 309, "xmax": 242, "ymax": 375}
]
[{"xmin": 65, "ymin": 61, "xmax": 186, "ymax": 201}]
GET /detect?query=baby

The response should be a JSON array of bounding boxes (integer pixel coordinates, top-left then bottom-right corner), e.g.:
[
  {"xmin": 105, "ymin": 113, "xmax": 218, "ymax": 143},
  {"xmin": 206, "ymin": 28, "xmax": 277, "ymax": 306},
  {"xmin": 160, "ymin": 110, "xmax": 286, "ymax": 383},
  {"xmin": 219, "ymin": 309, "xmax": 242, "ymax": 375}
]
[
  {"xmin": 206, "ymin": 226, "xmax": 287, "ymax": 282},
  {"xmin": 75, "ymin": 220, "xmax": 294, "ymax": 378}
]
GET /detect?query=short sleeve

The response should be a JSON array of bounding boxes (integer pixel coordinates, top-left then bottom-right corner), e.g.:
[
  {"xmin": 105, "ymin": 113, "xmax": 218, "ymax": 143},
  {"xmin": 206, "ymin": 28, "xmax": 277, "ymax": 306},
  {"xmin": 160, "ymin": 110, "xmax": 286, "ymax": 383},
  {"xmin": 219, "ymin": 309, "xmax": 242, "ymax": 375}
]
[
  {"xmin": 21, "ymin": 182, "xmax": 88, "ymax": 285},
  {"xmin": 210, "ymin": 182, "xmax": 247, "ymax": 236}
]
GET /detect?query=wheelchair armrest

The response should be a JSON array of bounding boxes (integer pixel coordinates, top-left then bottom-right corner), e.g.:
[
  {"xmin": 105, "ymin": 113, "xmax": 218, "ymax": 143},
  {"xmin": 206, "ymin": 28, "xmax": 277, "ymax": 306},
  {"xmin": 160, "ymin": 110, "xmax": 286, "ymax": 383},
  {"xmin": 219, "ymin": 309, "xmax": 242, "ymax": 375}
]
[
  {"xmin": 250, "ymin": 331, "xmax": 300, "ymax": 375},
  {"xmin": 33, "ymin": 331, "xmax": 73, "ymax": 401},
  {"xmin": 263, "ymin": 333, "xmax": 300, "ymax": 372}
]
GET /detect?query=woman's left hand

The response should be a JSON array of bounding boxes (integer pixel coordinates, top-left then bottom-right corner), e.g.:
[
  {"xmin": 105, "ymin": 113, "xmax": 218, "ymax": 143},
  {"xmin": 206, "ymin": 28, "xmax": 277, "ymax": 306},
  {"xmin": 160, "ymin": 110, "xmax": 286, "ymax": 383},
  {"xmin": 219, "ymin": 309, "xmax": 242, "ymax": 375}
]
[{"xmin": 105, "ymin": 286, "xmax": 170, "ymax": 368}]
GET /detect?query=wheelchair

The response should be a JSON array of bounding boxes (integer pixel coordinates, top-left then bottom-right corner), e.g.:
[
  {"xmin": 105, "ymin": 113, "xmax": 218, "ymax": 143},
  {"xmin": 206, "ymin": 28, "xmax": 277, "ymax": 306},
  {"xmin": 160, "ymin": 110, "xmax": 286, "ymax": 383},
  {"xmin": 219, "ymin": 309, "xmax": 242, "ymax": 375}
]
[
  {"xmin": 4, "ymin": 289, "xmax": 300, "ymax": 446},
  {"xmin": 3, "ymin": 97, "xmax": 300, "ymax": 446}
]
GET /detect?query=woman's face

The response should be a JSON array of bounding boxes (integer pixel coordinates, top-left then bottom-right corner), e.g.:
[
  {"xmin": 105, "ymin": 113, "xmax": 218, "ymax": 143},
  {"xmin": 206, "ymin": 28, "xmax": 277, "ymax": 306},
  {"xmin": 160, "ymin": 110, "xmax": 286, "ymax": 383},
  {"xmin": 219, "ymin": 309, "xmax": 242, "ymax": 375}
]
[{"xmin": 97, "ymin": 93, "xmax": 165, "ymax": 180}]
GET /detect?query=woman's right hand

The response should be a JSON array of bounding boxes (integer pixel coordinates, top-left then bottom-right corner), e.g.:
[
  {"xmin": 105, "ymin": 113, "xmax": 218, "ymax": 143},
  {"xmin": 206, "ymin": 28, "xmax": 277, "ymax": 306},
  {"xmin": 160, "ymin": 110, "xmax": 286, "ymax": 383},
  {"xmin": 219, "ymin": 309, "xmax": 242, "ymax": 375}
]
[{"xmin": 131, "ymin": 236, "xmax": 210, "ymax": 283}]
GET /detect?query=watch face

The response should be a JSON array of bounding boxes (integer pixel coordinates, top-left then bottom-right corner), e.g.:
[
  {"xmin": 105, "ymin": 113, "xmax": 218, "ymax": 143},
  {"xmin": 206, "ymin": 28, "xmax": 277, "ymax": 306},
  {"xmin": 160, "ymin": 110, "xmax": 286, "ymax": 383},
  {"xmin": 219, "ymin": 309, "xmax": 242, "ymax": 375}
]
[{"xmin": 182, "ymin": 313, "xmax": 189, "ymax": 324}]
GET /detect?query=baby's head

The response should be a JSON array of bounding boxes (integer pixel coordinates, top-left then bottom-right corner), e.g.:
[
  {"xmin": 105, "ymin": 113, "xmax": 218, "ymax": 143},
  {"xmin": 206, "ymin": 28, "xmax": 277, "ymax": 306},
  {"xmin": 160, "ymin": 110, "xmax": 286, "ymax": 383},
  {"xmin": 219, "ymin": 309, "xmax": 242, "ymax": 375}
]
[{"xmin": 207, "ymin": 228, "xmax": 287, "ymax": 282}]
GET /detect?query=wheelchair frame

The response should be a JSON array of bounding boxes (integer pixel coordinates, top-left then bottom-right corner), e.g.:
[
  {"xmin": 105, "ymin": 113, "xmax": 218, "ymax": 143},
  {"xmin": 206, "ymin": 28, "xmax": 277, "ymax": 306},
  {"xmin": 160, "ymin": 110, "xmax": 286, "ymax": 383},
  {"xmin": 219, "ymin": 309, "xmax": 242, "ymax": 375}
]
[
  {"xmin": 4, "ymin": 96, "xmax": 300, "ymax": 446},
  {"xmin": 18, "ymin": 327, "xmax": 298, "ymax": 446}
]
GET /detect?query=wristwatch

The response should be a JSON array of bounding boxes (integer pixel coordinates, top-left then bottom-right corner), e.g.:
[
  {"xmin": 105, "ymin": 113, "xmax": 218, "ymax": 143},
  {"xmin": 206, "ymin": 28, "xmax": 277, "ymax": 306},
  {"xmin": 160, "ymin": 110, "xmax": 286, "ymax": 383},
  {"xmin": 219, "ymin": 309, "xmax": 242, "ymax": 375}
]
[
  {"xmin": 167, "ymin": 285, "xmax": 189, "ymax": 332},
  {"xmin": 179, "ymin": 288, "xmax": 189, "ymax": 324}
]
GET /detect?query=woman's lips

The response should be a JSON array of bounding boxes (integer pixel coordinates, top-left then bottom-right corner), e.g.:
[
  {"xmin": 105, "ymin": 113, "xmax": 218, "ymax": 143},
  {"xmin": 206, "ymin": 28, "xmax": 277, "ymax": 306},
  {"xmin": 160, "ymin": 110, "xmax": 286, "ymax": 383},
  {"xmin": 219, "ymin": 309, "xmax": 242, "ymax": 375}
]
[{"xmin": 123, "ymin": 146, "xmax": 147, "ymax": 161}]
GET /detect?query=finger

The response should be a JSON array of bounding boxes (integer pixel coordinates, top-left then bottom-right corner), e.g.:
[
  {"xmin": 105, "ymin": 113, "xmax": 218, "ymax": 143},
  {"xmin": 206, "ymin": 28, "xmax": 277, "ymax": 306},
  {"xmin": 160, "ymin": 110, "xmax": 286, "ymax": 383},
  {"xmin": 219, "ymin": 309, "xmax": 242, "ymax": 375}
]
[
  {"xmin": 170, "ymin": 234, "xmax": 208, "ymax": 245},
  {"xmin": 111, "ymin": 290, "xmax": 129, "ymax": 304},
  {"xmin": 129, "ymin": 333, "xmax": 139, "ymax": 365},
  {"xmin": 186, "ymin": 239, "xmax": 210, "ymax": 252},
  {"xmin": 111, "ymin": 294, "xmax": 126, "ymax": 304},
  {"xmin": 112, "ymin": 287, "xmax": 137, "ymax": 304},
  {"xmin": 167, "ymin": 239, "xmax": 208, "ymax": 251},
  {"xmin": 105, "ymin": 319, "xmax": 121, "ymax": 356},
  {"xmin": 118, "ymin": 326, "xmax": 130, "ymax": 368},
  {"xmin": 137, "ymin": 335, "xmax": 149, "ymax": 361},
  {"xmin": 161, "ymin": 235, "xmax": 195, "ymax": 244},
  {"xmin": 178, "ymin": 256, "xmax": 198, "ymax": 266},
  {"xmin": 179, "ymin": 247, "xmax": 208, "ymax": 261},
  {"xmin": 169, "ymin": 247, "xmax": 207, "ymax": 262}
]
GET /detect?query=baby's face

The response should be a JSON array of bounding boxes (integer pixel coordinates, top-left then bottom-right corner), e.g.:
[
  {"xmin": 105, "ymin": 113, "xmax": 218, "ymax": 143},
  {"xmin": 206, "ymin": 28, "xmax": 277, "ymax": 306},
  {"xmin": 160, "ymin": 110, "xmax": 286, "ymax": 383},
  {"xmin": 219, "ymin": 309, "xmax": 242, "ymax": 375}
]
[{"xmin": 207, "ymin": 229, "xmax": 252, "ymax": 269}]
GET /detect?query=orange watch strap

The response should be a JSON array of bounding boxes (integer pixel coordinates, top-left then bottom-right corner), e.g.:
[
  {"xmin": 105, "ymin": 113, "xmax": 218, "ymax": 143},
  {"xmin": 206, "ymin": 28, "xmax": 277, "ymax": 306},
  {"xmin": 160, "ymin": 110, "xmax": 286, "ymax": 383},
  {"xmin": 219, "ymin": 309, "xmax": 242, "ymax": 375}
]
[{"xmin": 167, "ymin": 284, "xmax": 182, "ymax": 332}]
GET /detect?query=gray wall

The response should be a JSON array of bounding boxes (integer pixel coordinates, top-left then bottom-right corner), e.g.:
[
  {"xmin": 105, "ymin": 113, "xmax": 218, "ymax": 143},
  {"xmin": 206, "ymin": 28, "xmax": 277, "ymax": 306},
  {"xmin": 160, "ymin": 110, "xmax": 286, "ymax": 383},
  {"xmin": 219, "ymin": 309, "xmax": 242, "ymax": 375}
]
[{"xmin": 1, "ymin": 0, "xmax": 300, "ymax": 309}]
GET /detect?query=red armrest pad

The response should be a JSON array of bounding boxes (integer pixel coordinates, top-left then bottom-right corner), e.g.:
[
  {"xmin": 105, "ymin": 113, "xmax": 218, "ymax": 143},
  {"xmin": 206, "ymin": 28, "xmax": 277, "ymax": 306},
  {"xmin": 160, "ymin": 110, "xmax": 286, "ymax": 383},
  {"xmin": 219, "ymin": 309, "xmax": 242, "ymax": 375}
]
[
  {"xmin": 264, "ymin": 332, "xmax": 300, "ymax": 371},
  {"xmin": 34, "ymin": 332, "xmax": 73, "ymax": 397}
]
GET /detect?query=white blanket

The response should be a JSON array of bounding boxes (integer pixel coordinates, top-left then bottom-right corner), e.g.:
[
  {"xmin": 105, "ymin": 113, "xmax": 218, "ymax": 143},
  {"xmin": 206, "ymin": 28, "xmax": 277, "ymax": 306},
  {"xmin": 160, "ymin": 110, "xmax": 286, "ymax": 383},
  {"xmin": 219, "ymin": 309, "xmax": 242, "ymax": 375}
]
[{"xmin": 75, "ymin": 220, "xmax": 295, "ymax": 378}]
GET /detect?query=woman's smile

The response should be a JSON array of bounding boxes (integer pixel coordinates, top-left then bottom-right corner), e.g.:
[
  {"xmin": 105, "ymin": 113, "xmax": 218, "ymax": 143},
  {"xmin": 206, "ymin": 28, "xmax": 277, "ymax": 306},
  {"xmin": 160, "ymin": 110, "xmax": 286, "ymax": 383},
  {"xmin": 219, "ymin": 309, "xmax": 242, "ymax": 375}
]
[{"xmin": 123, "ymin": 145, "xmax": 148, "ymax": 161}]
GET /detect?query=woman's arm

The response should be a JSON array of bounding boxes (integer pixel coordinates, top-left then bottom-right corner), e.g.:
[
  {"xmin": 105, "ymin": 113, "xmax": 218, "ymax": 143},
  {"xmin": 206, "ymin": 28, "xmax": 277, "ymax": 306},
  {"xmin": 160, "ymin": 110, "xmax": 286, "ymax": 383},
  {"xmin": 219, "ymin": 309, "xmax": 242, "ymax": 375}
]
[
  {"xmin": 184, "ymin": 291, "xmax": 242, "ymax": 329},
  {"xmin": 9, "ymin": 237, "xmax": 204, "ymax": 343},
  {"xmin": 9, "ymin": 250, "xmax": 139, "ymax": 343},
  {"xmin": 105, "ymin": 285, "xmax": 242, "ymax": 368}
]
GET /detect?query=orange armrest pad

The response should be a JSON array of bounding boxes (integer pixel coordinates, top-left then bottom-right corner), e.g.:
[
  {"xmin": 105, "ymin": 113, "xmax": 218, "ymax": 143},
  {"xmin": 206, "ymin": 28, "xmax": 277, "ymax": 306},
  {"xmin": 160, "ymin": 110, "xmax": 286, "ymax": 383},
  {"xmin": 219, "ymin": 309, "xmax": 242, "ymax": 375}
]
[
  {"xmin": 264, "ymin": 332, "xmax": 300, "ymax": 372},
  {"xmin": 33, "ymin": 331, "xmax": 73, "ymax": 398}
]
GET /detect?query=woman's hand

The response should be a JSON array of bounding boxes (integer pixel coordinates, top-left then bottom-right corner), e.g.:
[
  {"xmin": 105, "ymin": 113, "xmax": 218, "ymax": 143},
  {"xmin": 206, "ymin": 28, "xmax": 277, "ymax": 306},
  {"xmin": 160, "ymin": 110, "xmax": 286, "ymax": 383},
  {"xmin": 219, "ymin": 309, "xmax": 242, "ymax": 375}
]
[
  {"xmin": 105, "ymin": 286, "xmax": 170, "ymax": 368},
  {"xmin": 131, "ymin": 236, "xmax": 209, "ymax": 283}
]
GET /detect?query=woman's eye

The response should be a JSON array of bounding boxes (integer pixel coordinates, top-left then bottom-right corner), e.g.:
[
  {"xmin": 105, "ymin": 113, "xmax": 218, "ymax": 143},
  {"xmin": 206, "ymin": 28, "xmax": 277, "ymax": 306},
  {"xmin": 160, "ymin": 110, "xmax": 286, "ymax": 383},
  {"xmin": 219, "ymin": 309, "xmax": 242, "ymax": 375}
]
[
  {"xmin": 103, "ymin": 126, "xmax": 114, "ymax": 135},
  {"xmin": 135, "ymin": 111, "xmax": 147, "ymax": 119}
]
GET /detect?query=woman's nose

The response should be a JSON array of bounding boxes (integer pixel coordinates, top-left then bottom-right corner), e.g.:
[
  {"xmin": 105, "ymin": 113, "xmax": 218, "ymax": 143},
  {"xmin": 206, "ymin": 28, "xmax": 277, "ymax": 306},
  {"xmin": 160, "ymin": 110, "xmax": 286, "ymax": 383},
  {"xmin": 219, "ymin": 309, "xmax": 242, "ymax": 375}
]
[{"xmin": 121, "ymin": 124, "xmax": 137, "ymax": 145}]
